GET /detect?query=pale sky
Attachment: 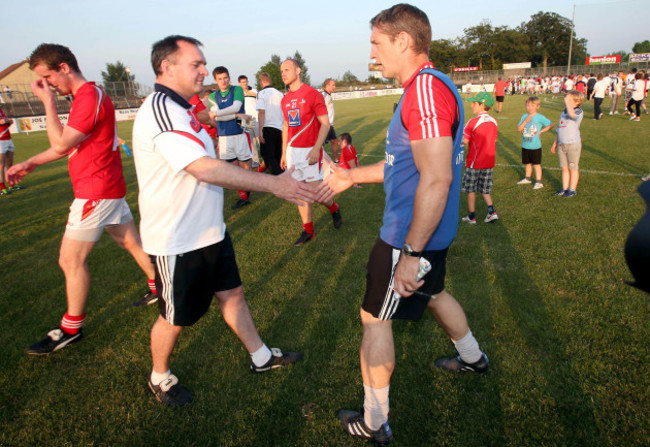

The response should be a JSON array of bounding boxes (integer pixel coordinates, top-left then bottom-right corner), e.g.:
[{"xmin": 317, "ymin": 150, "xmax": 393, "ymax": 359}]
[{"xmin": 2, "ymin": 0, "xmax": 648, "ymax": 88}]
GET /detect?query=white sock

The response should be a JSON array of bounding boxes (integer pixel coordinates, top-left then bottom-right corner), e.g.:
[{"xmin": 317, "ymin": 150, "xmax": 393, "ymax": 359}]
[
  {"xmin": 363, "ymin": 384, "xmax": 390, "ymax": 431},
  {"xmin": 150, "ymin": 369, "xmax": 171, "ymax": 386},
  {"xmin": 251, "ymin": 344, "xmax": 272, "ymax": 367},
  {"xmin": 453, "ymin": 329, "xmax": 482, "ymax": 364}
]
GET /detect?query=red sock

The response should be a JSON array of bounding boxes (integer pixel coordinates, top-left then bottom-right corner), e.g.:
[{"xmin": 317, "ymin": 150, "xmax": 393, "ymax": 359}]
[
  {"xmin": 303, "ymin": 222, "xmax": 314, "ymax": 235},
  {"xmin": 238, "ymin": 191, "xmax": 249, "ymax": 200},
  {"xmin": 327, "ymin": 202, "xmax": 339, "ymax": 214},
  {"xmin": 148, "ymin": 279, "xmax": 157, "ymax": 295},
  {"xmin": 257, "ymin": 164, "xmax": 267, "ymax": 173},
  {"xmin": 61, "ymin": 312, "xmax": 85, "ymax": 335},
  {"xmin": 0, "ymin": 182, "xmax": 6, "ymax": 190}
]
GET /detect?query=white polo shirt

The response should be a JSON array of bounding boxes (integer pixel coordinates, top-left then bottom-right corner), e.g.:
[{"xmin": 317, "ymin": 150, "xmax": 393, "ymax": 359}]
[{"xmin": 132, "ymin": 84, "xmax": 226, "ymax": 256}]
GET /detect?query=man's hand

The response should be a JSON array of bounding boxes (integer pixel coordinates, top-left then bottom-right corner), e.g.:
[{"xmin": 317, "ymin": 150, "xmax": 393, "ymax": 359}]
[
  {"xmin": 393, "ymin": 255, "xmax": 424, "ymax": 298},
  {"xmin": 273, "ymin": 167, "xmax": 316, "ymax": 206},
  {"xmin": 236, "ymin": 113, "xmax": 252, "ymax": 123},
  {"xmin": 259, "ymin": 134, "xmax": 265, "ymax": 144},
  {"xmin": 550, "ymin": 142, "xmax": 557, "ymax": 154},
  {"xmin": 307, "ymin": 147, "xmax": 320, "ymax": 165},
  {"xmin": 31, "ymin": 78, "xmax": 56, "ymax": 103},
  {"xmin": 280, "ymin": 155, "xmax": 287, "ymax": 170},
  {"xmin": 6, "ymin": 161, "xmax": 36, "ymax": 186},
  {"xmin": 316, "ymin": 166, "xmax": 353, "ymax": 203}
]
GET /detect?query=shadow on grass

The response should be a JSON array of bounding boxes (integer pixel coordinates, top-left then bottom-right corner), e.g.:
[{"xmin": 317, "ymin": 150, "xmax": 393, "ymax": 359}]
[{"xmin": 451, "ymin": 219, "xmax": 604, "ymax": 445}]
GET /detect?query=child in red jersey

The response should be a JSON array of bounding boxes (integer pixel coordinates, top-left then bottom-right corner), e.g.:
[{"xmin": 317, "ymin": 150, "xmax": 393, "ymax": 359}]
[{"xmin": 338, "ymin": 132, "xmax": 361, "ymax": 188}]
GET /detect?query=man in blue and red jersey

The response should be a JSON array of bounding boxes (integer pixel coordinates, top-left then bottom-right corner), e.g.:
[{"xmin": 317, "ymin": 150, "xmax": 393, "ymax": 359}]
[
  {"xmin": 280, "ymin": 58, "xmax": 342, "ymax": 246},
  {"xmin": 6, "ymin": 43, "xmax": 158, "ymax": 354},
  {"xmin": 318, "ymin": 4, "xmax": 489, "ymax": 443}
]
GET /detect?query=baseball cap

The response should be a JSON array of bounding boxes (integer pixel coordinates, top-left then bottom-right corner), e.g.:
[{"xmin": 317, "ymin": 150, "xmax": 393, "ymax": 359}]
[{"xmin": 466, "ymin": 92, "xmax": 495, "ymax": 107}]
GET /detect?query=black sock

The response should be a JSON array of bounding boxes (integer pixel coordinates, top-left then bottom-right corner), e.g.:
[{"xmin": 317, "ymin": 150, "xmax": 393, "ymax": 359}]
[
  {"xmin": 487, "ymin": 205, "xmax": 495, "ymax": 214},
  {"xmin": 468, "ymin": 212, "xmax": 475, "ymax": 219}
]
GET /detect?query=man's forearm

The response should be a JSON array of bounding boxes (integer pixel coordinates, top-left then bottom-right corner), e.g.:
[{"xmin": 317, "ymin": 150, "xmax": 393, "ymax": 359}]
[
  {"xmin": 350, "ymin": 161, "xmax": 384, "ymax": 184},
  {"xmin": 186, "ymin": 156, "xmax": 280, "ymax": 193}
]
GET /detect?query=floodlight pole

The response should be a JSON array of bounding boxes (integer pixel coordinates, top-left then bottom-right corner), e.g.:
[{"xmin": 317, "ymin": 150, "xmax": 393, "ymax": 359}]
[{"xmin": 567, "ymin": 4, "xmax": 576, "ymax": 76}]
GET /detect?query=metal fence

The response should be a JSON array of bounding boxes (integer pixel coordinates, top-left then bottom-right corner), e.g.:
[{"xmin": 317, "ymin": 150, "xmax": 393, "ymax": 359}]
[
  {"xmin": 0, "ymin": 81, "xmax": 153, "ymax": 117},
  {"xmin": 448, "ymin": 62, "xmax": 650, "ymax": 86}
]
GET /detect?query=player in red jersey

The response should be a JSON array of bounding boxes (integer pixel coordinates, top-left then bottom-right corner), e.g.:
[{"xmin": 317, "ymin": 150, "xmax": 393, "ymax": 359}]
[
  {"xmin": 6, "ymin": 43, "xmax": 158, "ymax": 354},
  {"xmin": 280, "ymin": 59, "xmax": 342, "ymax": 245},
  {"xmin": 0, "ymin": 105, "xmax": 18, "ymax": 195}
]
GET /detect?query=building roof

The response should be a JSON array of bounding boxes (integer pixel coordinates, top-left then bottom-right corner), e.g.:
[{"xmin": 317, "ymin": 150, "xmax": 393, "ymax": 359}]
[{"xmin": 0, "ymin": 60, "xmax": 29, "ymax": 81}]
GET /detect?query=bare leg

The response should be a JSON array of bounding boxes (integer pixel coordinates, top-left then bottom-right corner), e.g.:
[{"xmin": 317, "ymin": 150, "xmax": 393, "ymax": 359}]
[
  {"xmin": 524, "ymin": 163, "xmax": 532, "ymax": 179},
  {"xmin": 106, "ymin": 220, "xmax": 155, "ymax": 279},
  {"xmin": 151, "ymin": 315, "xmax": 183, "ymax": 373},
  {"xmin": 481, "ymin": 193, "xmax": 493, "ymax": 207},
  {"xmin": 426, "ymin": 290, "xmax": 469, "ymax": 341},
  {"xmin": 360, "ymin": 308, "xmax": 394, "ymax": 388},
  {"xmin": 561, "ymin": 167, "xmax": 570, "ymax": 190},
  {"xmin": 467, "ymin": 192, "xmax": 476, "ymax": 213},
  {"xmin": 569, "ymin": 168, "xmax": 580, "ymax": 190},
  {"xmin": 533, "ymin": 164, "xmax": 542, "ymax": 182},
  {"xmin": 59, "ymin": 236, "xmax": 96, "ymax": 316},
  {"xmin": 215, "ymin": 286, "xmax": 263, "ymax": 353}
]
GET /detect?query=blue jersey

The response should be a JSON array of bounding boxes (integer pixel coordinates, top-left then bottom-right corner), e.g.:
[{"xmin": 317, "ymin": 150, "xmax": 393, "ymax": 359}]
[
  {"xmin": 380, "ymin": 68, "xmax": 464, "ymax": 251},
  {"xmin": 518, "ymin": 113, "xmax": 551, "ymax": 149},
  {"xmin": 209, "ymin": 86, "xmax": 245, "ymax": 136}
]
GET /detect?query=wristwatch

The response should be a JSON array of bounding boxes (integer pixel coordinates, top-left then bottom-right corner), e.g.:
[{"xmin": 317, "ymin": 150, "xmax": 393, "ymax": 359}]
[{"xmin": 401, "ymin": 243, "xmax": 422, "ymax": 257}]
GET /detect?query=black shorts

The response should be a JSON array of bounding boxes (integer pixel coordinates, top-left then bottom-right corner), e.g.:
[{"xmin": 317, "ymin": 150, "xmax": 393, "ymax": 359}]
[
  {"xmin": 326, "ymin": 126, "xmax": 337, "ymax": 141},
  {"xmin": 152, "ymin": 232, "xmax": 242, "ymax": 326},
  {"xmin": 363, "ymin": 238, "xmax": 448, "ymax": 321},
  {"xmin": 496, "ymin": 96, "xmax": 504, "ymax": 103},
  {"xmin": 521, "ymin": 148, "xmax": 542, "ymax": 165}
]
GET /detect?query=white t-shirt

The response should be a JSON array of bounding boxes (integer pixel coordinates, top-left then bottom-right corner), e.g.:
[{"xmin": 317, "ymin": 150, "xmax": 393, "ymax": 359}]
[
  {"xmin": 565, "ymin": 79, "xmax": 575, "ymax": 90},
  {"xmin": 593, "ymin": 80, "xmax": 609, "ymax": 99},
  {"xmin": 322, "ymin": 90, "xmax": 335, "ymax": 125},
  {"xmin": 133, "ymin": 87, "xmax": 226, "ymax": 256},
  {"xmin": 256, "ymin": 86, "xmax": 285, "ymax": 131}
]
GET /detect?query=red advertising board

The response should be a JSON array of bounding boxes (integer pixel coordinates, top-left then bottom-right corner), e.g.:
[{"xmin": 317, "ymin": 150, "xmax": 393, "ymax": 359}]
[
  {"xmin": 586, "ymin": 55, "xmax": 621, "ymax": 65},
  {"xmin": 453, "ymin": 67, "xmax": 478, "ymax": 72}
]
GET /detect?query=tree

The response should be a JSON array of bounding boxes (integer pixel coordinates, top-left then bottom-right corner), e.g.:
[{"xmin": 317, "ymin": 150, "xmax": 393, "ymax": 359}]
[
  {"xmin": 522, "ymin": 12, "xmax": 587, "ymax": 68},
  {"xmin": 632, "ymin": 40, "xmax": 650, "ymax": 53},
  {"xmin": 255, "ymin": 54, "xmax": 283, "ymax": 91},
  {"xmin": 101, "ymin": 61, "xmax": 134, "ymax": 96},
  {"xmin": 460, "ymin": 20, "xmax": 498, "ymax": 70},
  {"xmin": 341, "ymin": 70, "xmax": 359, "ymax": 84},
  {"xmin": 429, "ymin": 38, "xmax": 466, "ymax": 73}
]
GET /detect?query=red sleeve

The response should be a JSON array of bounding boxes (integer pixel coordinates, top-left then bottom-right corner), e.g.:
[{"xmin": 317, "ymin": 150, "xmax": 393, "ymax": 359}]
[
  {"xmin": 401, "ymin": 74, "xmax": 454, "ymax": 141},
  {"xmin": 189, "ymin": 94, "xmax": 206, "ymax": 113},
  {"xmin": 463, "ymin": 116, "xmax": 477, "ymax": 140},
  {"xmin": 66, "ymin": 85, "xmax": 98, "ymax": 135}
]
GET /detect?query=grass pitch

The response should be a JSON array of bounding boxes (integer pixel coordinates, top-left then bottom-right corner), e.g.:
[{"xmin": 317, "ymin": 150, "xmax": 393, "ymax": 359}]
[{"xmin": 0, "ymin": 93, "xmax": 648, "ymax": 446}]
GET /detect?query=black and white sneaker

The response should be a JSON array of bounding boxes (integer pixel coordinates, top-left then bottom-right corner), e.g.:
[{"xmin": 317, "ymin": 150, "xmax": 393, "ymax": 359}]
[
  {"xmin": 25, "ymin": 328, "xmax": 83, "ymax": 355},
  {"xmin": 148, "ymin": 374, "xmax": 193, "ymax": 406},
  {"xmin": 250, "ymin": 347, "xmax": 303, "ymax": 373},
  {"xmin": 434, "ymin": 352, "xmax": 489, "ymax": 373},
  {"xmin": 231, "ymin": 198, "xmax": 251, "ymax": 209},
  {"xmin": 294, "ymin": 231, "xmax": 314, "ymax": 246},
  {"xmin": 332, "ymin": 210, "xmax": 342, "ymax": 229},
  {"xmin": 337, "ymin": 409, "xmax": 393, "ymax": 445},
  {"xmin": 132, "ymin": 291, "xmax": 159, "ymax": 307}
]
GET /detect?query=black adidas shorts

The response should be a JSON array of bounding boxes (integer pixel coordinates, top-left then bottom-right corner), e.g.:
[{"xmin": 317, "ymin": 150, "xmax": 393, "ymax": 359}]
[
  {"xmin": 152, "ymin": 232, "xmax": 242, "ymax": 326},
  {"xmin": 362, "ymin": 238, "xmax": 448, "ymax": 321}
]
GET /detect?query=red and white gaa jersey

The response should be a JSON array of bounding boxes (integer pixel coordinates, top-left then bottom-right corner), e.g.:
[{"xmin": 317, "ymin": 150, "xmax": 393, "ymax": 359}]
[
  {"xmin": 0, "ymin": 108, "xmax": 12, "ymax": 141},
  {"xmin": 282, "ymin": 84, "xmax": 327, "ymax": 147},
  {"xmin": 66, "ymin": 82, "xmax": 126, "ymax": 199}
]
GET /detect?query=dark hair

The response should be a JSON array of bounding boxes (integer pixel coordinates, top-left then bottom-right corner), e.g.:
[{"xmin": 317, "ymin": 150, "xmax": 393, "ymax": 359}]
[
  {"xmin": 323, "ymin": 78, "xmax": 335, "ymax": 88},
  {"xmin": 370, "ymin": 3, "xmax": 431, "ymax": 55},
  {"xmin": 340, "ymin": 132, "xmax": 352, "ymax": 144},
  {"xmin": 238, "ymin": 75, "xmax": 248, "ymax": 82},
  {"xmin": 151, "ymin": 35, "xmax": 202, "ymax": 76},
  {"xmin": 258, "ymin": 72, "xmax": 271, "ymax": 84},
  {"xmin": 213, "ymin": 66, "xmax": 230, "ymax": 78},
  {"xmin": 29, "ymin": 43, "xmax": 80, "ymax": 73}
]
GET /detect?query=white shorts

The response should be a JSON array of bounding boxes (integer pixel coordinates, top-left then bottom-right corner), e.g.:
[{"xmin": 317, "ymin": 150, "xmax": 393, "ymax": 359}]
[
  {"xmin": 64, "ymin": 197, "xmax": 134, "ymax": 242},
  {"xmin": 218, "ymin": 133, "xmax": 252, "ymax": 162},
  {"xmin": 0, "ymin": 140, "xmax": 15, "ymax": 154},
  {"xmin": 287, "ymin": 146, "xmax": 324, "ymax": 182}
]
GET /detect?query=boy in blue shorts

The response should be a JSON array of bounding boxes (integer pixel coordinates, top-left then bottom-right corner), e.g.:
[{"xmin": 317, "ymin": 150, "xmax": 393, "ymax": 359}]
[
  {"xmin": 517, "ymin": 96, "xmax": 553, "ymax": 189},
  {"xmin": 461, "ymin": 92, "xmax": 499, "ymax": 224}
]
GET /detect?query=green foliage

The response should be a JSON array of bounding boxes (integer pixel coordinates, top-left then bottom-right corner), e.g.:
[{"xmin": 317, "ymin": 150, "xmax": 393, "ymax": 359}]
[
  {"xmin": 1, "ymin": 95, "xmax": 648, "ymax": 446},
  {"xmin": 430, "ymin": 11, "xmax": 588, "ymax": 70},
  {"xmin": 632, "ymin": 40, "xmax": 650, "ymax": 53},
  {"xmin": 340, "ymin": 70, "xmax": 359, "ymax": 85},
  {"xmin": 256, "ymin": 54, "xmax": 284, "ymax": 91},
  {"xmin": 101, "ymin": 61, "xmax": 135, "ymax": 96},
  {"xmin": 291, "ymin": 51, "xmax": 311, "ymax": 86}
]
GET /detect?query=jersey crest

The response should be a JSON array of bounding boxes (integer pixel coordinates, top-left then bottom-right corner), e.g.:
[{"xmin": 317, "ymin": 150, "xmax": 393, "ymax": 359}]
[
  {"xmin": 187, "ymin": 109, "xmax": 201, "ymax": 133},
  {"xmin": 288, "ymin": 109, "xmax": 301, "ymax": 127}
]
